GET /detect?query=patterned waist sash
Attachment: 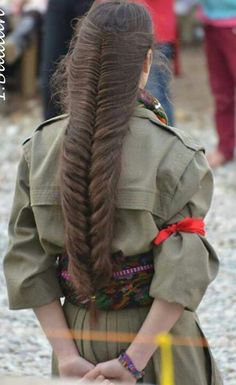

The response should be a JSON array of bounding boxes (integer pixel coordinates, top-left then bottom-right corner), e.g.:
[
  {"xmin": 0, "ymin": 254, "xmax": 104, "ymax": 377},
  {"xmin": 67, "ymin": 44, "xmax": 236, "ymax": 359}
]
[{"xmin": 57, "ymin": 251, "xmax": 154, "ymax": 311}]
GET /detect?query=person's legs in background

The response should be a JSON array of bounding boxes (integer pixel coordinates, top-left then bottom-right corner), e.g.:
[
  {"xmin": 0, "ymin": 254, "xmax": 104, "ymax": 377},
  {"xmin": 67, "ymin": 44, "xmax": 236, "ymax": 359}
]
[
  {"xmin": 41, "ymin": 0, "xmax": 94, "ymax": 120},
  {"xmin": 146, "ymin": 43, "xmax": 175, "ymax": 126},
  {"xmin": 40, "ymin": 0, "xmax": 74, "ymax": 120},
  {"xmin": 205, "ymin": 25, "xmax": 236, "ymax": 167}
]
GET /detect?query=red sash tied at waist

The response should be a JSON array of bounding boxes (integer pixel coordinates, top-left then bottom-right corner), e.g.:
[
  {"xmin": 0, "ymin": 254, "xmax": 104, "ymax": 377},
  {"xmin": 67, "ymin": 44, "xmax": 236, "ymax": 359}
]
[{"xmin": 153, "ymin": 217, "xmax": 206, "ymax": 246}]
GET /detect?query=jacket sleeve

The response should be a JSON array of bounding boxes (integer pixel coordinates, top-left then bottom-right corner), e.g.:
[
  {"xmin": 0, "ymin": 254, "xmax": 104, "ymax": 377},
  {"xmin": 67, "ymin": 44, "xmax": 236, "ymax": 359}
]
[
  {"xmin": 149, "ymin": 150, "xmax": 219, "ymax": 311},
  {"xmin": 3, "ymin": 149, "xmax": 63, "ymax": 310}
]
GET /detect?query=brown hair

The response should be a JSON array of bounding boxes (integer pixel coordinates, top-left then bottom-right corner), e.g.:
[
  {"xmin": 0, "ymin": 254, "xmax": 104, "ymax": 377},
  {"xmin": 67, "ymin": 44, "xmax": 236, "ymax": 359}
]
[{"xmin": 58, "ymin": 0, "xmax": 154, "ymax": 302}]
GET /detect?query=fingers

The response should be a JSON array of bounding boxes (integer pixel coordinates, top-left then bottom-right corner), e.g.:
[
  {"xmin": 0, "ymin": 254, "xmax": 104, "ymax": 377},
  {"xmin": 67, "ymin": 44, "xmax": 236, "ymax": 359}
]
[
  {"xmin": 81, "ymin": 372, "xmax": 113, "ymax": 384},
  {"xmin": 83, "ymin": 366, "xmax": 101, "ymax": 380},
  {"xmin": 101, "ymin": 380, "xmax": 115, "ymax": 385}
]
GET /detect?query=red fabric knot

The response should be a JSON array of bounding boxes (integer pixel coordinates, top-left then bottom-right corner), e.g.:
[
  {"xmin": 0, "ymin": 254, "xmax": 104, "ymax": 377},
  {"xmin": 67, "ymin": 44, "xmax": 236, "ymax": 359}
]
[{"xmin": 153, "ymin": 217, "xmax": 206, "ymax": 246}]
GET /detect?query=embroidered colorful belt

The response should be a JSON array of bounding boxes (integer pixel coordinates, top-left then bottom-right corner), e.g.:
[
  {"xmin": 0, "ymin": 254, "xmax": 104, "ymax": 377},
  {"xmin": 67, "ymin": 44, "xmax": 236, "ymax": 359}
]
[
  {"xmin": 57, "ymin": 217, "xmax": 205, "ymax": 310},
  {"xmin": 57, "ymin": 251, "xmax": 154, "ymax": 311}
]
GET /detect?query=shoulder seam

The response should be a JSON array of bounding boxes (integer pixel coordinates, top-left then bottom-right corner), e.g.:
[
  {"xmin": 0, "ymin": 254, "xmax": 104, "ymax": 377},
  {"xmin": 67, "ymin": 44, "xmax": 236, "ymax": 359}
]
[
  {"xmin": 146, "ymin": 115, "xmax": 205, "ymax": 152},
  {"xmin": 22, "ymin": 114, "xmax": 68, "ymax": 147},
  {"xmin": 22, "ymin": 139, "xmax": 31, "ymax": 168},
  {"xmin": 35, "ymin": 114, "xmax": 69, "ymax": 132}
]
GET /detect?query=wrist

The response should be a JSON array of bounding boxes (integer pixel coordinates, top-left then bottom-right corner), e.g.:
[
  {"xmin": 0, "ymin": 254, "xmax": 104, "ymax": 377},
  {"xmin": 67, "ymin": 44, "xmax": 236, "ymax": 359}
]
[
  {"xmin": 118, "ymin": 351, "xmax": 145, "ymax": 380},
  {"xmin": 56, "ymin": 344, "xmax": 79, "ymax": 362},
  {"xmin": 125, "ymin": 347, "xmax": 149, "ymax": 372}
]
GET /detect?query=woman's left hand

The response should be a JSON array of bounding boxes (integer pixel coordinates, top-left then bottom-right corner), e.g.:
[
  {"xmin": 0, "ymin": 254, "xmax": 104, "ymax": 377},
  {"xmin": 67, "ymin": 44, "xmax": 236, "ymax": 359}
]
[{"xmin": 82, "ymin": 358, "xmax": 137, "ymax": 383}]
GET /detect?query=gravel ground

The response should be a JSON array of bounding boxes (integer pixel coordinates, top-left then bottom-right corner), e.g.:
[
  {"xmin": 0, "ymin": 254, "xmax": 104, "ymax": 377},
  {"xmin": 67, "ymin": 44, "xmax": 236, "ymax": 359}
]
[{"xmin": 0, "ymin": 46, "xmax": 236, "ymax": 383}]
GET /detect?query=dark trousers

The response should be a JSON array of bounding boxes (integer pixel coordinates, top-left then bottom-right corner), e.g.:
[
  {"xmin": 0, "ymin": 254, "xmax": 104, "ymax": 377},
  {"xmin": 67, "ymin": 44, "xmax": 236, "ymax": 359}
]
[
  {"xmin": 205, "ymin": 25, "xmax": 236, "ymax": 160},
  {"xmin": 41, "ymin": 0, "xmax": 94, "ymax": 120},
  {"xmin": 146, "ymin": 43, "xmax": 175, "ymax": 126}
]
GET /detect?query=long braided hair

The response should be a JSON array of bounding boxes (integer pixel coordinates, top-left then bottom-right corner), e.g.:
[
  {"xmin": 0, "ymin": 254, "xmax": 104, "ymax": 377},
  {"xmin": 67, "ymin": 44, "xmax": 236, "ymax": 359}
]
[{"xmin": 57, "ymin": 0, "xmax": 154, "ymax": 303}]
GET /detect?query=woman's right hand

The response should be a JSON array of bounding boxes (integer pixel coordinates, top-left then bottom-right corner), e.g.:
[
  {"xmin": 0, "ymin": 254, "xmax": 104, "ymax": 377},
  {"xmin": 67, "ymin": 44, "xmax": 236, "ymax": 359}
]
[{"xmin": 58, "ymin": 354, "xmax": 95, "ymax": 378}]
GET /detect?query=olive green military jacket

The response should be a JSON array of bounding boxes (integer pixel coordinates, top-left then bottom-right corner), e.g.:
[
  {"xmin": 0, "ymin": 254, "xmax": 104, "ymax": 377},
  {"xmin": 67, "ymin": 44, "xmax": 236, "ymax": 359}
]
[{"xmin": 4, "ymin": 105, "xmax": 219, "ymax": 311}]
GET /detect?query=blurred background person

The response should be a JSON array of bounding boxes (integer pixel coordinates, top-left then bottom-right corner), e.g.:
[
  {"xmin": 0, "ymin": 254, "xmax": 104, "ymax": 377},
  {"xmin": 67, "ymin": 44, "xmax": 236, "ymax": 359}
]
[
  {"xmin": 3, "ymin": 0, "xmax": 95, "ymax": 117},
  {"xmin": 198, "ymin": 0, "xmax": 236, "ymax": 167},
  {"xmin": 141, "ymin": 0, "xmax": 177, "ymax": 126},
  {"xmin": 5, "ymin": 0, "xmax": 47, "ymax": 65},
  {"xmin": 41, "ymin": 0, "xmax": 95, "ymax": 120},
  {"xmin": 5, "ymin": 0, "xmax": 176, "ymax": 123},
  {"xmin": 176, "ymin": 0, "xmax": 202, "ymax": 44}
]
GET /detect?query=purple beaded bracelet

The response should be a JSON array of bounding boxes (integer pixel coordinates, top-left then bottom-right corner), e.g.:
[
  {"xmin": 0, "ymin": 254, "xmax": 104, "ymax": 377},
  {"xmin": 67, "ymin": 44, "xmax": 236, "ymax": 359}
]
[{"xmin": 118, "ymin": 351, "xmax": 145, "ymax": 380}]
